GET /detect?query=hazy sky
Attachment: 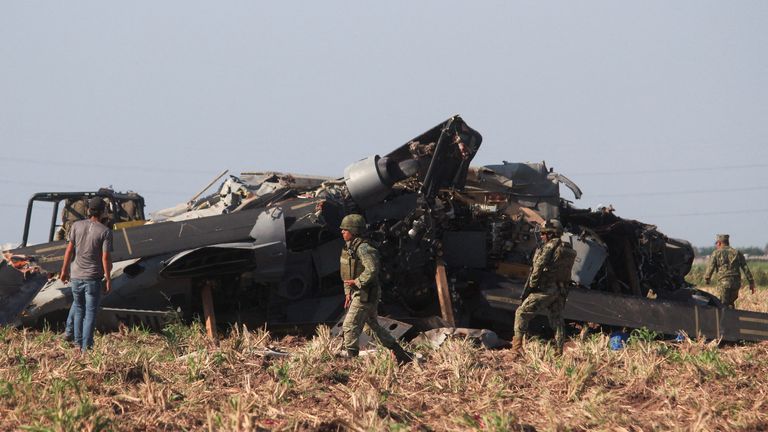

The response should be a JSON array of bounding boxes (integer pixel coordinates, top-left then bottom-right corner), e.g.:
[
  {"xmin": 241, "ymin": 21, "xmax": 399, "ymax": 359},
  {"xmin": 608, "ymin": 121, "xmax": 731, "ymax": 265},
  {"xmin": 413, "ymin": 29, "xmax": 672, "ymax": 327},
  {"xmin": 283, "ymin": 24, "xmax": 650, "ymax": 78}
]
[{"xmin": 2, "ymin": 2, "xmax": 767, "ymax": 248}]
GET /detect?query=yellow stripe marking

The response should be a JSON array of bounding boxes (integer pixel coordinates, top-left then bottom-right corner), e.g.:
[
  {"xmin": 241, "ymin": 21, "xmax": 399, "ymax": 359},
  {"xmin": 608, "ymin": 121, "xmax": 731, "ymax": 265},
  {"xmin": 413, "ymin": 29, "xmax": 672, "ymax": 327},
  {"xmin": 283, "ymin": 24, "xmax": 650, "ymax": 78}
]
[
  {"xmin": 34, "ymin": 244, "xmax": 67, "ymax": 253},
  {"xmin": 694, "ymin": 306, "xmax": 700, "ymax": 339},
  {"xmin": 290, "ymin": 201, "xmax": 316, "ymax": 210},
  {"xmin": 715, "ymin": 308, "xmax": 720, "ymax": 337},
  {"xmin": 485, "ymin": 295, "xmax": 522, "ymax": 305},
  {"xmin": 739, "ymin": 329, "xmax": 768, "ymax": 337},
  {"xmin": 122, "ymin": 229, "xmax": 133, "ymax": 255},
  {"xmin": 738, "ymin": 316, "xmax": 768, "ymax": 325}
]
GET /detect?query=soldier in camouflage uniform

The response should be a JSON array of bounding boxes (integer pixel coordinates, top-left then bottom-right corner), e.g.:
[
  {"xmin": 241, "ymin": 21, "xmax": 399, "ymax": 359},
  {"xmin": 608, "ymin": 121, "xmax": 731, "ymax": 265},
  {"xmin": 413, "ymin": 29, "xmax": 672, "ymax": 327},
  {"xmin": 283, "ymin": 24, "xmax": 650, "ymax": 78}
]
[
  {"xmin": 54, "ymin": 198, "xmax": 88, "ymax": 241},
  {"xmin": 339, "ymin": 214, "xmax": 414, "ymax": 364},
  {"xmin": 511, "ymin": 219, "xmax": 576, "ymax": 356},
  {"xmin": 704, "ymin": 234, "xmax": 755, "ymax": 308}
]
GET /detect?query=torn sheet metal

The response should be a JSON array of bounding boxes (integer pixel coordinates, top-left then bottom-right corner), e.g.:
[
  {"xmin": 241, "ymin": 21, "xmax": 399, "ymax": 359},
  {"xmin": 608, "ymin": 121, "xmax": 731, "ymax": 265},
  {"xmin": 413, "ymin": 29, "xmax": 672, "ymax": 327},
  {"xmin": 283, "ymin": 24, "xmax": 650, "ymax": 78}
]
[
  {"xmin": 0, "ymin": 260, "xmax": 49, "ymax": 325},
  {"xmin": 412, "ymin": 327, "xmax": 501, "ymax": 349},
  {"xmin": 562, "ymin": 233, "xmax": 608, "ymax": 287},
  {"xmin": 249, "ymin": 207, "xmax": 288, "ymax": 281},
  {"xmin": 330, "ymin": 315, "xmax": 412, "ymax": 349},
  {"xmin": 160, "ymin": 243, "xmax": 262, "ymax": 279},
  {"xmin": 11, "ymin": 208, "xmax": 265, "ymax": 275}
]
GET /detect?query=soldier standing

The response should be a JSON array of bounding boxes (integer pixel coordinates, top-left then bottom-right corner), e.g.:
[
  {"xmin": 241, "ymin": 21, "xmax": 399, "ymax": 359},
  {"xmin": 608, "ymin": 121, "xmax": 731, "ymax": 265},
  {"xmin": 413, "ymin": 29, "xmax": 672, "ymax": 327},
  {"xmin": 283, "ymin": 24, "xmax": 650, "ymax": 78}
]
[
  {"xmin": 339, "ymin": 214, "xmax": 414, "ymax": 364},
  {"xmin": 704, "ymin": 234, "xmax": 755, "ymax": 308},
  {"xmin": 54, "ymin": 198, "xmax": 88, "ymax": 241},
  {"xmin": 511, "ymin": 220, "xmax": 576, "ymax": 356}
]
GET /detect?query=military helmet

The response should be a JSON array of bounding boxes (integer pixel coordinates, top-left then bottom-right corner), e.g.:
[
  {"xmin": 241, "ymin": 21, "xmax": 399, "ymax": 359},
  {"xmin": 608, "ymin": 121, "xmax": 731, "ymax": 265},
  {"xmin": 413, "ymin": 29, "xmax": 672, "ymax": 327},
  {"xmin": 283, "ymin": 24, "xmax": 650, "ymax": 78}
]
[
  {"xmin": 541, "ymin": 219, "xmax": 563, "ymax": 235},
  {"xmin": 340, "ymin": 214, "xmax": 367, "ymax": 235},
  {"xmin": 716, "ymin": 234, "xmax": 729, "ymax": 243}
]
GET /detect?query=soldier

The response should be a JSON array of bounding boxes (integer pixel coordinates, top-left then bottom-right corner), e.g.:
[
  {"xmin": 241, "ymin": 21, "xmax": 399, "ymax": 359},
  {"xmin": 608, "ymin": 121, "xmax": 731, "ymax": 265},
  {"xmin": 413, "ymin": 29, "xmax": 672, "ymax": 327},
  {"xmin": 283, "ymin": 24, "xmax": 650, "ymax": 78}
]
[
  {"xmin": 704, "ymin": 234, "xmax": 755, "ymax": 308},
  {"xmin": 54, "ymin": 198, "xmax": 88, "ymax": 241},
  {"xmin": 339, "ymin": 214, "xmax": 414, "ymax": 364},
  {"xmin": 511, "ymin": 219, "xmax": 576, "ymax": 356}
]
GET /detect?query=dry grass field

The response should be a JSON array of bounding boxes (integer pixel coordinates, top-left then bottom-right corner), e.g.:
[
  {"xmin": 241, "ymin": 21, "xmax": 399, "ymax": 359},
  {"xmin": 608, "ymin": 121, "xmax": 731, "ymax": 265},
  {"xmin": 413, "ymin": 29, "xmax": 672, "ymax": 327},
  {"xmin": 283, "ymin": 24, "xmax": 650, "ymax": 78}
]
[{"xmin": 2, "ymin": 286, "xmax": 767, "ymax": 431}]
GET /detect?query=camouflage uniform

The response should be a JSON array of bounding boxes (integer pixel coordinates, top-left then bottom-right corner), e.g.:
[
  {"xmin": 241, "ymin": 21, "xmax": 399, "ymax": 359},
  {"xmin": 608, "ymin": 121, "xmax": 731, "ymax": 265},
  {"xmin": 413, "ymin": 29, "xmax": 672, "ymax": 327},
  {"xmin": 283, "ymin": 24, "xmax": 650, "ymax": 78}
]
[
  {"xmin": 514, "ymin": 237, "xmax": 576, "ymax": 350},
  {"xmin": 54, "ymin": 198, "xmax": 88, "ymax": 241},
  {"xmin": 340, "ymin": 237, "xmax": 396, "ymax": 353},
  {"xmin": 704, "ymin": 245, "xmax": 754, "ymax": 308}
]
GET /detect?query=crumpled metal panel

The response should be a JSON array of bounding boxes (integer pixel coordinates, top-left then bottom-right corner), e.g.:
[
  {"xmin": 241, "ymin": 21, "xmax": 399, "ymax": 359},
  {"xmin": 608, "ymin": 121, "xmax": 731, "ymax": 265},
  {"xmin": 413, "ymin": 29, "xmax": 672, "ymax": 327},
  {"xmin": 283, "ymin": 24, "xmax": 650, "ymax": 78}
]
[
  {"xmin": 562, "ymin": 233, "xmax": 608, "ymax": 287},
  {"xmin": 412, "ymin": 327, "xmax": 501, "ymax": 349},
  {"xmin": 10, "ymin": 208, "xmax": 265, "ymax": 274},
  {"xmin": 160, "ymin": 243, "xmax": 262, "ymax": 279},
  {"xmin": 249, "ymin": 207, "xmax": 288, "ymax": 282},
  {"xmin": 331, "ymin": 315, "xmax": 412, "ymax": 349},
  {"xmin": 0, "ymin": 261, "xmax": 49, "ymax": 325}
]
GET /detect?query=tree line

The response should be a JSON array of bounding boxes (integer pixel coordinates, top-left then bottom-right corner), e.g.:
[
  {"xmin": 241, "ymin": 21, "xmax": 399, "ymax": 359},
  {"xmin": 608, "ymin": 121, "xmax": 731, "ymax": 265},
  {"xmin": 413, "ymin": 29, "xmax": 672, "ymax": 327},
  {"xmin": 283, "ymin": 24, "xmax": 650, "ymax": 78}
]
[{"xmin": 694, "ymin": 245, "xmax": 768, "ymax": 257}]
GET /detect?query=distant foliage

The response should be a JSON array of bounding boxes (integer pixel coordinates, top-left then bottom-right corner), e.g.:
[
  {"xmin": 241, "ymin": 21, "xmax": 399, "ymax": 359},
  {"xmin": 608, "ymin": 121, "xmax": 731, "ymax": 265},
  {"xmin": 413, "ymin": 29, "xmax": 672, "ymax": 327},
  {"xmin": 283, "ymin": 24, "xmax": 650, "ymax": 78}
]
[
  {"xmin": 688, "ymin": 262, "xmax": 768, "ymax": 288},
  {"xmin": 695, "ymin": 246, "xmax": 715, "ymax": 257},
  {"xmin": 694, "ymin": 246, "xmax": 763, "ymax": 257},
  {"xmin": 739, "ymin": 246, "xmax": 764, "ymax": 256}
]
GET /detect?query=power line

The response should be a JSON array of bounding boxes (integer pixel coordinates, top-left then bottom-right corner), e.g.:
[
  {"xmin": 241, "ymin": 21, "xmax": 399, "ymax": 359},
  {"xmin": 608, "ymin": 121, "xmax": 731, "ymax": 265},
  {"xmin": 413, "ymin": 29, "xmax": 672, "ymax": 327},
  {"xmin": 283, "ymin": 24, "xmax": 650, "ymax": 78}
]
[
  {"xmin": 589, "ymin": 185, "xmax": 768, "ymax": 198},
  {"xmin": 570, "ymin": 163, "xmax": 768, "ymax": 176},
  {"xmin": 0, "ymin": 180, "xmax": 195, "ymax": 198},
  {"xmin": 639, "ymin": 208, "xmax": 768, "ymax": 218},
  {"xmin": 0, "ymin": 156, "xmax": 220, "ymax": 175},
  {"xmin": 0, "ymin": 179, "xmax": 82, "ymax": 189}
]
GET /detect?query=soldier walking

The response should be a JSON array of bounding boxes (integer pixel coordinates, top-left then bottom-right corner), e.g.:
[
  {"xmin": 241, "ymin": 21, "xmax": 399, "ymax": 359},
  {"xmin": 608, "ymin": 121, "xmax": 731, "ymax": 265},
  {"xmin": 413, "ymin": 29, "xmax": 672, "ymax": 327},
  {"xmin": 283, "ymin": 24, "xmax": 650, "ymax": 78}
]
[
  {"xmin": 704, "ymin": 234, "xmax": 755, "ymax": 308},
  {"xmin": 511, "ymin": 220, "xmax": 576, "ymax": 356},
  {"xmin": 339, "ymin": 214, "xmax": 414, "ymax": 364}
]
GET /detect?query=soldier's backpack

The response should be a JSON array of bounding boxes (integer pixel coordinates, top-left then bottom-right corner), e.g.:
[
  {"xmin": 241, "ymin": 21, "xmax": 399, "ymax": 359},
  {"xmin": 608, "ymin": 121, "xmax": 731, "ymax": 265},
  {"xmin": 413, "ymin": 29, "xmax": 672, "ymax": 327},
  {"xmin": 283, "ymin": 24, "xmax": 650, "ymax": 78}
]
[{"xmin": 553, "ymin": 240, "xmax": 577, "ymax": 286}]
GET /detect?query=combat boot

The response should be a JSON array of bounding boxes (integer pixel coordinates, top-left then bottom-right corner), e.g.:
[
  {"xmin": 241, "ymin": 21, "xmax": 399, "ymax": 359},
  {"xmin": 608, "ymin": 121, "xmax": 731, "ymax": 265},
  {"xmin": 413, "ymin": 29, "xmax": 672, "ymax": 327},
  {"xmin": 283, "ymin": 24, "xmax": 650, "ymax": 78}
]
[
  {"xmin": 390, "ymin": 343, "xmax": 414, "ymax": 365},
  {"xmin": 510, "ymin": 335, "xmax": 524, "ymax": 358},
  {"xmin": 337, "ymin": 348, "xmax": 359, "ymax": 359}
]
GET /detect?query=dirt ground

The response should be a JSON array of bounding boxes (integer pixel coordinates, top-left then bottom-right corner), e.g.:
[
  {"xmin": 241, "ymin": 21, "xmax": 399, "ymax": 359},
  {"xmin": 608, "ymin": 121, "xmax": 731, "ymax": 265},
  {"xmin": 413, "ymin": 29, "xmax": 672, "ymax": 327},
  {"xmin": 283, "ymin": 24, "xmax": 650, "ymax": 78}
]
[{"xmin": 2, "ymin": 286, "xmax": 767, "ymax": 431}]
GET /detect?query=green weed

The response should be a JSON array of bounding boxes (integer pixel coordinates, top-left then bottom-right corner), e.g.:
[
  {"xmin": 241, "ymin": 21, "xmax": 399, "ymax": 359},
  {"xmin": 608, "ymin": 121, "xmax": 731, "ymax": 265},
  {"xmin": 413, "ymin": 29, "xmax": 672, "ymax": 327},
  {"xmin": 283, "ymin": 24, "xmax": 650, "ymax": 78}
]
[
  {"xmin": 0, "ymin": 380, "xmax": 15, "ymax": 400},
  {"xmin": 695, "ymin": 348, "xmax": 735, "ymax": 378},
  {"xmin": 186, "ymin": 350, "xmax": 205, "ymax": 382},
  {"xmin": 481, "ymin": 411, "xmax": 519, "ymax": 432},
  {"xmin": 269, "ymin": 361, "xmax": 293, "ymax": 386},
  {"xmin": 162, "ymin": 320, "xmax": 204, "ymax": 355},
  {"xmin": 16, "ymin": 354, "xmax": 36, "ymax": 383},
  {"xmin": 212, "ymin": 350, "xmax": 226, "ymax": 367},
  {"xmin": 628, "ymin": 327, "xmax": 659, "ymax": 344},
  {"xmin": 21, "ymin": 378, "xmax": 111, "ymax": 432}
]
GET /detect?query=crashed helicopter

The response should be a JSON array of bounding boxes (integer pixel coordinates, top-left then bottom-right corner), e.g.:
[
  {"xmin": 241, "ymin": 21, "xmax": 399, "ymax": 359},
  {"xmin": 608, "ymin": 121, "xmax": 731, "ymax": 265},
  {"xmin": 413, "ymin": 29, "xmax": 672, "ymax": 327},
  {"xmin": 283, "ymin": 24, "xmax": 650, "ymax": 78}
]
[{"xmin": 2, "ymin": 115, "xmax": 767, "ymax": 342}]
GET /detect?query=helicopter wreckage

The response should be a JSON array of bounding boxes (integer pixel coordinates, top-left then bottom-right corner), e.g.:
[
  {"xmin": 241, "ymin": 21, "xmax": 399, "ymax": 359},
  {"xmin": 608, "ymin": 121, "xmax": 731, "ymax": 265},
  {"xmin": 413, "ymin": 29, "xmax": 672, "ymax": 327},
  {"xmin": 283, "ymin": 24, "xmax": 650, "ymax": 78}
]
[{"xmin": 2, "ymin": 115, "xmax": 767, "ymax": 343}]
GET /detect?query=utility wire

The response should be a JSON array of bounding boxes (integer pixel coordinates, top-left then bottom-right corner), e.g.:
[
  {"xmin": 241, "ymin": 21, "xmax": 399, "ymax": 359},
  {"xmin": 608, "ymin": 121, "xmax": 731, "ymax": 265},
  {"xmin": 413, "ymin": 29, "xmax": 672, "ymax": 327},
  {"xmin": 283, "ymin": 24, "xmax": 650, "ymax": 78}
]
[
  {"xmin": 0, "ymin": 156, "xmax": 219, "ymax": 175},
  {"xmin": 569, "ymin": 163, "xmax": 768, "ymax": 176},
  {"xmin": 0, "ymin": 180, "xmax": 198, "ymax": 197},
  {"xmin": 639, "ymin": 208, "xmax": 768, "ymax": 218},
  {"xmin": 589, "ymin": 185, "xmax": 768, "ymax": 198}
]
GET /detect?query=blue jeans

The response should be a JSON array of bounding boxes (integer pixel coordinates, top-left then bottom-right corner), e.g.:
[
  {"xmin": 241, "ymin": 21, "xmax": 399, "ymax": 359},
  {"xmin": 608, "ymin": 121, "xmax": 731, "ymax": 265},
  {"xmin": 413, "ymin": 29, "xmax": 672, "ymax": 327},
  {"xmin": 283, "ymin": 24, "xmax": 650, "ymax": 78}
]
[
  {"xmin": 65, "ymin": 304, "xmax": 75, "ymax": 339},
  {"xmin": 70, "ymin": 279, "xmax": 102, "ymax": 351}
]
